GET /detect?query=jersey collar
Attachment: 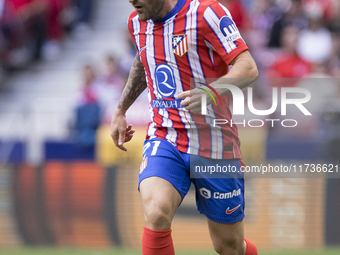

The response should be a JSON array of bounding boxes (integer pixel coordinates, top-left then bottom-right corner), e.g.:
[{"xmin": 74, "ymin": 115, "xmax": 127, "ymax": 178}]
[{"xmin": 152, "ymin": 0, "xmax": 186, "ymax": 23}]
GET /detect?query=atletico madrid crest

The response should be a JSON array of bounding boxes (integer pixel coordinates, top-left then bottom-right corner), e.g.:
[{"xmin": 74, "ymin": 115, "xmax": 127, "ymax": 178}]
[{"xmin": 172, "ymin": 34, "xmax": 189, "ymax": 57}]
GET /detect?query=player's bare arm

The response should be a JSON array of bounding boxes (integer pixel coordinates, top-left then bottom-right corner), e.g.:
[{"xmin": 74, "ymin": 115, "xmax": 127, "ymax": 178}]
[
  {"xmin": 110, "ymin": 53, "xmax": 147, "ymax": 151},
  {"xmin": 117, "ymin": 53, "xmax": 147, "ymax": 112},
  {"xmin": 179, "ymin": 50, "xmax": 258, "ymax": 113}
]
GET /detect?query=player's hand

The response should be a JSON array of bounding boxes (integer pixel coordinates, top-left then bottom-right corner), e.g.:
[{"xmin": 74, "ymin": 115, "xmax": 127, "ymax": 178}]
[
  {"xmin": 178, "ymin": 88, "xmax": 214, "ymax": 114},
  {"xmin": 110, "ymin": 110, "xmax": 135, "ymax": 151}
]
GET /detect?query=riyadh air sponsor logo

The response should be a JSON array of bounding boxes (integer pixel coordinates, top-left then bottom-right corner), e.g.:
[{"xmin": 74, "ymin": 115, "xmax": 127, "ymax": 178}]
[
  {"xmin": 226, "ymin": 204, "xmax": 241, "ymax": 214},
  {"xmin": 199, "ymin": 188, "xmax": 241, "ymax": 200},
  {"xmin": 155, "ymin": 63, "xmax": 176, "ymax": 98},
  {"xmin": 152, "ymin": 99, "xmax": 184, "ymax": 109},
  {"xmin": 219, "ymin": 16, "xmax": 241, "ymax": 43},
  {"xmin": 199, "ymin": 188, "xmax": 211, "ymax": 199}
]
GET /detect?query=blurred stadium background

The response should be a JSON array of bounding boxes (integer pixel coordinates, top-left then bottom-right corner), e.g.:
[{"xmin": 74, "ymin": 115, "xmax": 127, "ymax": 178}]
[{"xmin": 0, "ymin": 0, "xmax": 340, "ymax": 254}]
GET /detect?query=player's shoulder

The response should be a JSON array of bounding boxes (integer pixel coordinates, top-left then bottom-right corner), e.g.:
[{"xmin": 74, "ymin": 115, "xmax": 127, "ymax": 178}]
[
  {"xmin": 197, "ymin": 0, "xmax": 219, "ymax": 8},
  {"xmin": 127, "ymin": 10, "xmax": 140, "ymax": 34},
  {"xmin": 194, "ymin": 0, "xmax": 232, "ymax": 23},
  {"xmin": 128, "ymin": 10, "xmax": 138, "ymax": 23},
  {"xmin": 196, "ymin": 0, "xmax": 227, "ymax": 13}
]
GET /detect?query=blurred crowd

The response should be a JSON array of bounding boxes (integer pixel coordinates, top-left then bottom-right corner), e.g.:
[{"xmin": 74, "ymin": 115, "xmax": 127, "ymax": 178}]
[
  {"xmin": 66, "ymin": 0, "xmax": 340, "ymax": 147},
  {"xmin": 2, "ymin": 0, "xmax": 340, "ymax": 81},
  {"xmin": 0, "ymin": 0, "xmax": 93, "ymax": 72},
  {"xmin": 224, "ymin": 0, "xmax": 340, "ymax": 79},
  {"xmin": 2, "ymin": 0, "xmax": 340, "ymax": 147},
  {"xmin": 74, "ymin": 54, "xmax": 130, "ymax": 148}
]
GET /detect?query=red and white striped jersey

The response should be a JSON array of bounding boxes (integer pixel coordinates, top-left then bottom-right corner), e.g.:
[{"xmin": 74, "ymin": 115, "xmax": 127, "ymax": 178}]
[{"xmin": 128, "ymin": 0, "xmax": 248, "ymax": 159}]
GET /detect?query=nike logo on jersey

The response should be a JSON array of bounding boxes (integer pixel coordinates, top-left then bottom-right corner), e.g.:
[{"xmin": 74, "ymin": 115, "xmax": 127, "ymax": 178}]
[
  {"xmin": 226, "ymin": 204, "xmax": 241, "ymax": 214},
  {"xmin": 139, "ymin": 46, "xmax": 147, "ymax": 54}
]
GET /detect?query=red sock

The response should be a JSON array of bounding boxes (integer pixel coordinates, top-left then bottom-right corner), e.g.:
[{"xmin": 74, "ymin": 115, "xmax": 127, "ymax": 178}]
[
  {"xmin": 142, "ymin": 226, "xmax": 175, "ymax": 255},
  {"xmin": 244, "ymin": 238, "xmax": 258, "ymax": 255}
]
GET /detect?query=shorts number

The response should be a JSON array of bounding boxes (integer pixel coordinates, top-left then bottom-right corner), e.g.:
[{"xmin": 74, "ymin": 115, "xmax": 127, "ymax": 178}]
[{"xmin": 143, "ymin": 141, "xmax": 161, "ymax": 156}]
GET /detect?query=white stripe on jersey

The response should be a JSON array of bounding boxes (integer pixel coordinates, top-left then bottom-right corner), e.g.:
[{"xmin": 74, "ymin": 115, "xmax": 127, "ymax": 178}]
[
  {"xmin": 237, "ymin": 139, "xmax": 242, "ymax": 159},
  {"xmin": 162, "ymin": 20, "xmax": 178, "ymax": 145},
  {"xmin": 145, "ymin": 21, "xmax": 158, "ymax": 139},
  {"xmin": 178, "ymin": 0, "xmax": 201, "ymax": 155},
  {"xmin": 186, "ymin": 0, "xmax": 223, "ymax": 159},
  {"xmin": 183, "ymin": 37, "xmax": 188, "ymax": 54},
  {"xmin": 132, "ymin": 15, "xmax": 141, "ymax": 51},
  {"xmin": 186, "ymin": 0, "xmax": 205, "ymax": 86},
  {"xmin": 165, "ymin": 17, "xmax": 183, "ymax": 98},
  {"xmin": 204, "ymin": 7, "xmax": 237, "ymax": 54},
  {"xmin": 165, "ymin": 14, "xmax": 194, "ymax": 149},
  {"xmin": 218, "ymin": 3, "xmax": 245, "ymax": 48},
  {"xmin": 204, "ymin": 39, "xmax": 215, "ymax": 67},
  {"xmin": 162, "ymin": 8, "xmax": 198, "ymax": 154},
  {"xmin": 147, "ymin": 88, "xmax": 156, "ymax": 138},
  {"xmin": 230, "ymin": 135, "xmax": 236, "ymax": 158},
  {"xmin": 233, "ymin": 125, "xmax": 242, "ymax": 158},
  {"xmin": 132, "ymin": 15, "xmax": 156, "ymax": 139}
]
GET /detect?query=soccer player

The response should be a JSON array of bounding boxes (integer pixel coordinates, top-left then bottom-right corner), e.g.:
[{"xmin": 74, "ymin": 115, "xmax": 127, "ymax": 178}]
[{"xmin": 111, "ymin": 0, "xmax": 259, "ymax": 254}]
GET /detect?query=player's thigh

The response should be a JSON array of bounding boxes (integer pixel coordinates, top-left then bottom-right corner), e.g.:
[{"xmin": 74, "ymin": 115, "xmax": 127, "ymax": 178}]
[
  {"xmin": 140, "ymin": 176, "xmax": 182, "ymax": 219},
  {"xmin": 208, "ymin": 219, "xmax": 244, "ymax": 254},
  {"xmin": 138, "ymin": 139, "xmax": 191, "ymax": 229},
  {"xmin": 139, "ymin": 138, "xmax": 191, "ymax": 200}
]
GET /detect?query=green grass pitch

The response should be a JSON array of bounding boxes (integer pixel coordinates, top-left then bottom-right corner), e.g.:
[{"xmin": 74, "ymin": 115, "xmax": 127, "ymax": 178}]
[{"xmin": 0, "ymin": 247, "xmax": 340, "ymax": 255}]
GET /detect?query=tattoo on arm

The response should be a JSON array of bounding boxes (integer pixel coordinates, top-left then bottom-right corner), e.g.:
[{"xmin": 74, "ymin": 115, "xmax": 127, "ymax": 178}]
[{"xmin": 117, "ymin": 53, "xmax": 147, "ymax": 112}]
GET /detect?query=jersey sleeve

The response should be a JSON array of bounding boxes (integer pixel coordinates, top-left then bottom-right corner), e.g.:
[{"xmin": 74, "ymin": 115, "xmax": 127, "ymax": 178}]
[
  {"xmin": 127, "ymin": 11, "xmax": 139, "ymax": 51},
  {"xmin": 202, "ymin": 2, "xmax": 248, "ymax": 66}
]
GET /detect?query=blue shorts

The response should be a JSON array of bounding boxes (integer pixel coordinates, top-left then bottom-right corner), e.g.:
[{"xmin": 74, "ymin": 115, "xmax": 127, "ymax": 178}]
[{"xmin": 138, "ymin": 138, "xmax": 245, "ymax": 224}]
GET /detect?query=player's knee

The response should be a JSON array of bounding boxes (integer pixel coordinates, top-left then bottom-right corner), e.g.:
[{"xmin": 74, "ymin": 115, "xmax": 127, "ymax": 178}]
[
  {"xmin": 144, "ymin": 202, "xmax": 173, "ymax": 229},
  {"xmin": 212, "ymin": 236, "xmax": 244, "ymax": 255}
]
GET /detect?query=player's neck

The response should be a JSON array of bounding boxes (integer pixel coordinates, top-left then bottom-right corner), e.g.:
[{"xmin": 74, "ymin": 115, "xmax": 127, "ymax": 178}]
[{"xmin": 155, "ymin": 0, "xmax": 179, "ymax": 21}]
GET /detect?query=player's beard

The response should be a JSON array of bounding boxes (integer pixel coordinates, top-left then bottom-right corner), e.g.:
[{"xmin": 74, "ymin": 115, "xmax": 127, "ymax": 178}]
[{"xmin": 136, "ymin": 0, "xmax": 167, "ymax": 21}]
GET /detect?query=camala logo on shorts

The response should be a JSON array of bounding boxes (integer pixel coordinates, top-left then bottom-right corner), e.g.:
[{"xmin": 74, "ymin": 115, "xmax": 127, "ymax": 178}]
[{"xmin": 199, "ymin": 188, "xmax": 211, "ymax": 199}]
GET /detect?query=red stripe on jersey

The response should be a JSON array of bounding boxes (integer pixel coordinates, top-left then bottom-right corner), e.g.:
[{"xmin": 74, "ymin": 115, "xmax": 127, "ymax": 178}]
[
  {"xmin": 173, "ymin": 1, "xmax": 192, "ymax": 92},
  {"xmin": 128, "ymin": 14, "xmax": 152, "ymax": 140},
  {"xmin": 138, "ymin": 21, "xmax": 162, "ymax": 141},
  {"xmin": 153, "ymin": 24, "xmax": 168, "ymax": 140},
  {"xmin": 202, "ymin": 2, "xmax": 248, "ymax": 66},
  {"xmin": 138, "ymin": 21, "xmax": 148, "ymax": 84},
  {"xmin": 199, "ymin": 1, "xmax": 247, "ymax": 158},
  {"xmin": 128, "ymin": 12, "xmax": 137, "ymax": 46},
  {"xmin": 228, "ymin": 38, "xmax": 248, "ymax": 63},
  {"xmin": 127, "ymin": 0, "xmax": 250, "ymax": 159},
  {"xmin": 171, "ymin": 2, "xmax": 191, "ymax": 152},
  {"xmin": 153, "ymin": 23, "xmax": 190, "ymax": 145},
  {"xmin": 197, "ymin": 4, "xmax": 230, "ymax": 78},
  {"xmin": 208, "ymin": 1, "xmax": 228, "ymax": 18},
  {"xmin": 230, "ymin": 119, "xmax": 242, "ymax": 158},
  {"xmin": 197, "ymin": 3, "xmax": 236, "ymax": 158},
  {"xmin": 183, "ymin": 1, "xmax": 215, "ymax": 157}
]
